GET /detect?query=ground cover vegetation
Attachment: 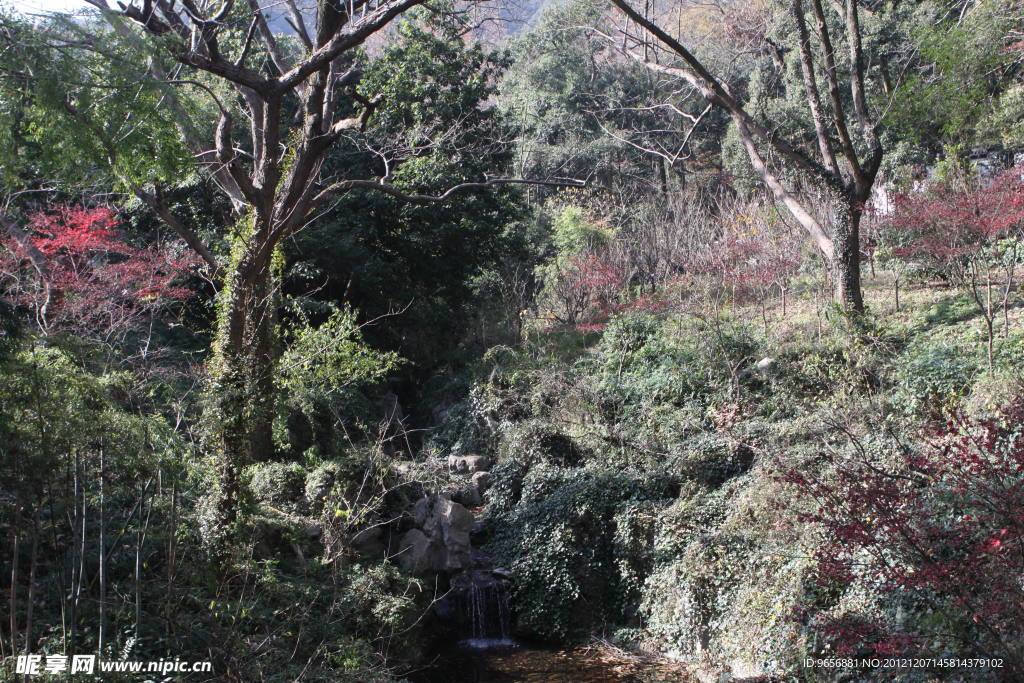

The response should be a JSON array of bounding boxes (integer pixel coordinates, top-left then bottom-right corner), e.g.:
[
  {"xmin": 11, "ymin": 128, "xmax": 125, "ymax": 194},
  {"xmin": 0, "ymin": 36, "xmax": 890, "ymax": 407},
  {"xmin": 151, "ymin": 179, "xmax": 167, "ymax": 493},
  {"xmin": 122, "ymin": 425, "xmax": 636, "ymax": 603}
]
[{"xmin": 1, "ymin": 0, "xmax": 1023, "ymax": 679}]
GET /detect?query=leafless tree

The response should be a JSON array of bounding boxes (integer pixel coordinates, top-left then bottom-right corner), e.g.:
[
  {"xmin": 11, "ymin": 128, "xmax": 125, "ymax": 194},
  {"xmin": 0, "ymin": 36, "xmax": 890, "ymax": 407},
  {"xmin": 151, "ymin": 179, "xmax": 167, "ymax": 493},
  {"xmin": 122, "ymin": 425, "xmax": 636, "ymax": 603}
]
[{"xmin": 602, "ymin": 0, "xmax": 884, "ymax": 312}]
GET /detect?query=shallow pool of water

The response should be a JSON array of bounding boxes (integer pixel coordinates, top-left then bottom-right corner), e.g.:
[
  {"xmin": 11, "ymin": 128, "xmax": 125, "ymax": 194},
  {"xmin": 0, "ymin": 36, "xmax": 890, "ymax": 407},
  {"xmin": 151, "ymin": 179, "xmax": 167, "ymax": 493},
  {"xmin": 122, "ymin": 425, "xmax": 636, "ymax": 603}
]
[{"xmin": 407, "ymin": 642, "xmax": 692, "ymax": 682}]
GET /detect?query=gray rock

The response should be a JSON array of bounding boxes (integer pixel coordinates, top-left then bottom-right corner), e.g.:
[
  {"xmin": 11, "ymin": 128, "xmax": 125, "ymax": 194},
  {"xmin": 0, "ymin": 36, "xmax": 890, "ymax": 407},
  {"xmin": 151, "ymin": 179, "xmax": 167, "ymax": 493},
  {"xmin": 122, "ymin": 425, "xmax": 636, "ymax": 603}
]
[
  {"xmin": 436, "ymin": 496, "xmax": 474, "ymax": 530},
  {"xmin": 470, "ymin": 548, "xmax": 495, "ymax": 568},
  {"xmin": 435, "ymin": 497, "xmax": 473, "ymax": 569},
  {"xmin": 381, "ymin": 391, "xmax": 405, "ymax": 424},
  {"xmin": 411, "ymin": 496, "xmax": 432, "ymax": 527},
  {"xmin": 431, "ymin": 399, "xmax": 453, "ymax": 425},
  {"xmin": 399, "ymin": 495, "xmax": 476, "ymax": 573},
  {"xmin": 393, "ymin": 460, "xmax": 418, "ymax": 478},
  {"xmin": 397, "ymin": 528, "xmax": 442, "ymax": 574},
  {"xmin": 452, "ymin": 486, "xmax": 482, "ymax": 508},
  {"xmin": 447, "ymin": 454, "xmax": 491, "ymax": 474},
  {"xmin": 351, "ymin": 525, "xmax": 386, "ymax": 559},
  {"xmin": 755, "ymin": 357, "xmax": 775, "ymax": 373}
]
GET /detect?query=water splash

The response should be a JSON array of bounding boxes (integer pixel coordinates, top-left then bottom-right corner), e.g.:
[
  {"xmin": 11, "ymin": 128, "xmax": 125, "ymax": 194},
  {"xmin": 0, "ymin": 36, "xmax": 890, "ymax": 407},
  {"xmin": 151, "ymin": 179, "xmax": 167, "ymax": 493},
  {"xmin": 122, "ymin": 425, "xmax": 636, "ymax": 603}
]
[{"xmin": 454, "ymin": 571, "xmax": 515, "ymax": 650}]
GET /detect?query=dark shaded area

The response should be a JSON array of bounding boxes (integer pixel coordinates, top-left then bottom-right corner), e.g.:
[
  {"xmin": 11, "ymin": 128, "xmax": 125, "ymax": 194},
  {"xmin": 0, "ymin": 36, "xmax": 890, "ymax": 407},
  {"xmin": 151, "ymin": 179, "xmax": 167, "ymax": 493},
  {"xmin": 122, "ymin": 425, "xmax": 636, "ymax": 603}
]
[{"xmin": 408, "ymin": 643, "xmax": 692, "ymax": 683}]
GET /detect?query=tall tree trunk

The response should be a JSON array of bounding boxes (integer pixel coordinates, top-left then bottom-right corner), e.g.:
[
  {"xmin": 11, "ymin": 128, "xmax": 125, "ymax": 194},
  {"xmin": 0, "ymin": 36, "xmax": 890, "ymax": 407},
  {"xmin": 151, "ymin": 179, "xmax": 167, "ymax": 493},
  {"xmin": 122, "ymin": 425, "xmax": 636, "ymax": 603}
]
[
  {"xmin": 98, "ymin": 445, "xmax": 106, "ymax": 656},
  {"xmin": 23, "ymin": 514, "xmax": 38, "ymax": 659},
  {"xmin": 9, "ymin": 527, "xmax": 17, "ymax": 657},
  {"xmin": 608, "ymin": 0, "xmax": 881, "ymax": 316},
  {"xmin": 249, "ymin": 270, "xmax": 277, "ymax": 464},
  {"xmin": 208, "ymin": 250, "xmax": 278, "ymax": 545},
  {"xmin": 165, "ymin": 475, "xmax": 177, "ymax": 640},
  {"xmin": 70, "ymin": 450, "xmax": 83, "ymax": 656},
  {"xmin": 831, "ymin": 203, "xmax": 864, "ymax": 312}
]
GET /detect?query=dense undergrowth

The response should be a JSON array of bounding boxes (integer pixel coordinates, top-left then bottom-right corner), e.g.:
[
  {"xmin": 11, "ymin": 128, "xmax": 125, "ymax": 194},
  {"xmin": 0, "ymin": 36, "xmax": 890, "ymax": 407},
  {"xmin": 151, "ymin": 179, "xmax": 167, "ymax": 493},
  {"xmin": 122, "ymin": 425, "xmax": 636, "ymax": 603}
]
[
  {"xmin": 429, "ymin": 281, "xmax": 1024, "ymax": 679},
  {"xmin": 0, "ymin": 315, "xmax": 433, "ymax": 682},
  {"xmin": 2, "ymin": 0, "xmax": 1022, "ymax": 679}
]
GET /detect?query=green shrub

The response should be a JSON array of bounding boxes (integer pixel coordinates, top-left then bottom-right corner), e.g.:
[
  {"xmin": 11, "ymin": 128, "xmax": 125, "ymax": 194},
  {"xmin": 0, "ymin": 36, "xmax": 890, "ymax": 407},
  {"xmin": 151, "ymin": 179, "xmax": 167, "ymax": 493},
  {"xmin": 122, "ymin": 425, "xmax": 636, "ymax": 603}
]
[
  {"xmin": 248, "ymin": 462, "xmax": 307, "ymax": 513},
  {"xmin": 892, "ymin": 338, "xmax": 978, "ymax": 414},
  {"xmin": 305, "ymin": 460, "xmax": 344, "ymax": 513},
  {"xmin": 276, "ymin": 302, "xmax": 402, "ymax": 458},
  {"xmin": 771, "ymin": 328, "xmax": 895, "ymax": 409},
  {"xmin": 336, "ymin": 562, "xmax": 424, "ymax": 642},
  {"xmin": 590, "ymin": 314, "xmax": 762, "ymax": 414},
  {"xmin": 482, "ymin": 420, "xmax": 583, "ymax": 519},
  {"xmin": 638, "ymin": 471, "xmax": 813, "ymax": 671},
  {"xmin": 671, "ymin": 433, "xmax": 756, "ymax": 487},
  {"xmin": 484, "ymin": 462, "xmax": 675, "ymax": 641},
  {"xmin": 421, "ymin": 395, "xmax": 489, "ymax": 458}
]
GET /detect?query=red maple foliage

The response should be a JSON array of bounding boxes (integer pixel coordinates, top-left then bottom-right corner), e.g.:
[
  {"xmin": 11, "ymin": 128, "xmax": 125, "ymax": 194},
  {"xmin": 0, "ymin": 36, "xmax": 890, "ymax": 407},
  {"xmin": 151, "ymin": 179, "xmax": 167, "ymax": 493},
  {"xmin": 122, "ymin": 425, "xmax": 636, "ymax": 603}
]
[
  {"xmin": 884, "ymin": 166, "xmax": 1024, "ymax": 365},
  {"xmin": 781, "ymin": 403, "xmax": 1024, "ymax": 673},
  {"xmin": 566, "ymin": 252, "xmax": 676, "ymax": 332},
  {"xmin": 573, "ymin": 253, "xmax": 625, "ymax": 310},
  {"xmin": 540, "ymin": 251, "xmax": 624, "ymax": 332},
  {"xmin": 709, "ymin": 235, "xmax": 800, "ymax": 301},
  {"xmin": 682, "ymin": 226, "xmax": 801, "ymax": 328},
  {"xmin": 885, "ymin": 166, "xmax": 1024, "ymax": 277},
  {"xmin": 0, "ymin": 205, "xmax": 198, "ymax": 342}
]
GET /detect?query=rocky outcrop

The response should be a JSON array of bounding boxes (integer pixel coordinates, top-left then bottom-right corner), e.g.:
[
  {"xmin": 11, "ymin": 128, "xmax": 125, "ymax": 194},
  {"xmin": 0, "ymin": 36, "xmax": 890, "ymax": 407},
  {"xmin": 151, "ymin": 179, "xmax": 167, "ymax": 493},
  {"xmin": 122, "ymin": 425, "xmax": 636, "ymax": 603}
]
[
  {"xmin": 396, "ymin": 456, "xmax": 518, "ymax": 650},
  {"xmin": 448, "ymin": 454, "xmax": 491, "ymax": 474},
  {"xmin": 444, "ymin": 454, "xmax": 495, "ymax": 507},
  {"xmin": 397, "ymin": 495, "xmax": 474, "ymax": 574}
]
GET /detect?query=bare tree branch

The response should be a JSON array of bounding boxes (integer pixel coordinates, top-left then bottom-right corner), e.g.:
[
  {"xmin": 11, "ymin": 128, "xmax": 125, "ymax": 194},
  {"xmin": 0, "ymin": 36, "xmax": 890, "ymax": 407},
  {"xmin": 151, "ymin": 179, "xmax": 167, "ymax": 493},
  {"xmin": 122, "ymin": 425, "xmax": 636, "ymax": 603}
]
[
  {"xmin": 809, "ymin": 0, "xmax": 863, "ymax": 186},
  {"xmin": 793, "ymin": 0, "xmax": 840, "ymax": 176},
  {"xmin": 313, "ymin": 176, "xmax": 590, "ymax": 209},
  {"xmin": 132, "ymin": 185, "xmax": 221, "ymax": 273}
]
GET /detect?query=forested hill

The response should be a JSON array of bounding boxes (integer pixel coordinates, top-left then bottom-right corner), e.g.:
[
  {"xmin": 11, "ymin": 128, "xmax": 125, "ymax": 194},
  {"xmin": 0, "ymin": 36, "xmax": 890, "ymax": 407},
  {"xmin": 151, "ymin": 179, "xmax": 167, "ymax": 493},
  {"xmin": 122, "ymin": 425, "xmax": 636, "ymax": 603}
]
[
  {"xmin": 260, "ymin": 0, "xmax": 556, "ymax": 40},
  {"xmin": 1, "ymin": 0, "xmax": 1022, "ymax": 681}
]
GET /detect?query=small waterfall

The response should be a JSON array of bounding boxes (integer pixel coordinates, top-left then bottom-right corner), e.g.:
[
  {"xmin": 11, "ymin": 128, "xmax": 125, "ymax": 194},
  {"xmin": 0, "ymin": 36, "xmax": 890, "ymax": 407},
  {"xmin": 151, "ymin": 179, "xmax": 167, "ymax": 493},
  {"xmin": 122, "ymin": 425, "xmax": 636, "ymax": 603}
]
[{"xmin": 452, "ymin": 570, "xmax": 516, "ymax": 649}]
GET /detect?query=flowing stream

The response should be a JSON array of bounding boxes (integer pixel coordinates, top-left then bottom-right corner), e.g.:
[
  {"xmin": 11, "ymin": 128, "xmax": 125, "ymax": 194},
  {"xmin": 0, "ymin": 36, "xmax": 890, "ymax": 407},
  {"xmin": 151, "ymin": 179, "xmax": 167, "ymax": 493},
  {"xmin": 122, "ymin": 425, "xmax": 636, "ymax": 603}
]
[{"xmin": 410, "ymin": 571, "xmax": 691, "ymax": 682}]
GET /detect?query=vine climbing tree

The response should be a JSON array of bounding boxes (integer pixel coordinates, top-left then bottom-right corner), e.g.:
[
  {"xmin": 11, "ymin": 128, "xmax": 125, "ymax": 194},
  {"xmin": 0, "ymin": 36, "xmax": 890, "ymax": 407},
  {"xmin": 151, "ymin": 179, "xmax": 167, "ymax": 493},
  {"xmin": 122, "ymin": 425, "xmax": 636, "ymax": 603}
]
[{"xmin": 52, "ymin": 0, "xmax": 585, "ymax": 546}]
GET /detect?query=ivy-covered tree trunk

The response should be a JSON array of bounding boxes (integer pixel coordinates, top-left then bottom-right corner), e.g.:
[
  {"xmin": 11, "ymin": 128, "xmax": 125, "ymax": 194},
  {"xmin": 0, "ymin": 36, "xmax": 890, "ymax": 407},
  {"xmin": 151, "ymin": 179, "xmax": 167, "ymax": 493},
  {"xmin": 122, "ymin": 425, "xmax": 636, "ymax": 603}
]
[
  {"xmin": 209, "ymin": 242, "xmax": 279, "ymax": 538},
  {"xmin": 830, "ymin": 198, "xmax": 865, "ymax": 313},
  {"xmin": 98, "ymin": 0, "xmax": 554, "ymax": 546}
]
